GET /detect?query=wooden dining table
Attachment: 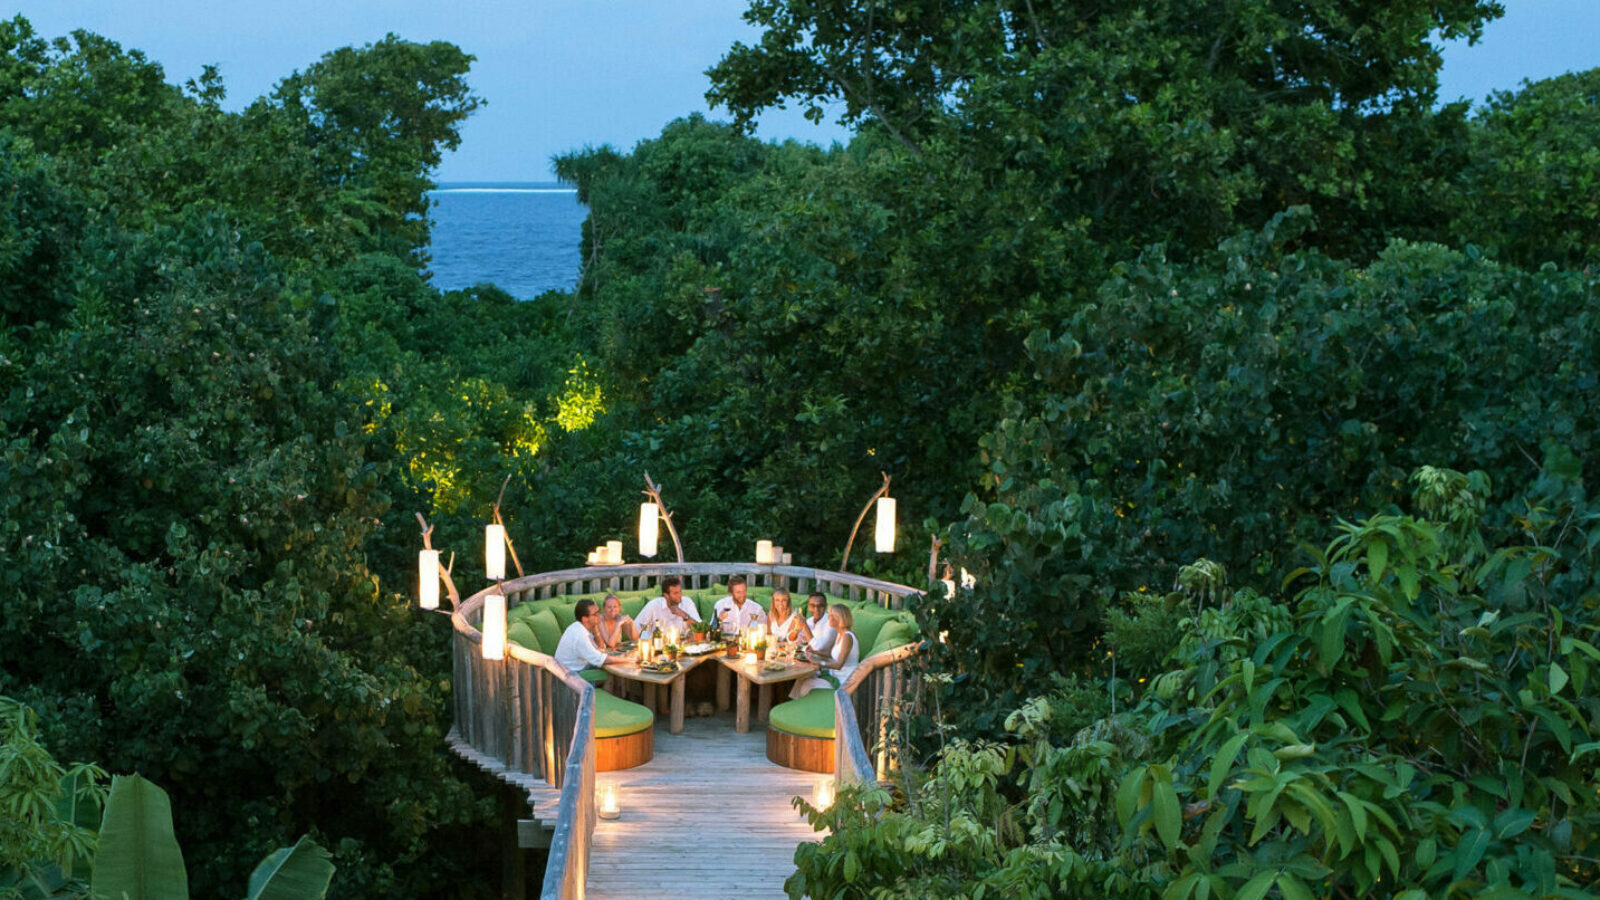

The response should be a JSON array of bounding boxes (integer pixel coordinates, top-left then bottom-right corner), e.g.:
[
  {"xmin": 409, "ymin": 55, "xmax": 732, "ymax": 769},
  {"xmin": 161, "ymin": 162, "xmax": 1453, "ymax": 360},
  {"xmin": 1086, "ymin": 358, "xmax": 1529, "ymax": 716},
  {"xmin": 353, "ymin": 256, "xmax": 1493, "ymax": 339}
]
[
  {"xmin": 715, "ymin": 656, "xmax": 818, "ymax": 733},
  {"xmin": 603, "ymin": 654, "xmax": 712, "ymax": 735}
]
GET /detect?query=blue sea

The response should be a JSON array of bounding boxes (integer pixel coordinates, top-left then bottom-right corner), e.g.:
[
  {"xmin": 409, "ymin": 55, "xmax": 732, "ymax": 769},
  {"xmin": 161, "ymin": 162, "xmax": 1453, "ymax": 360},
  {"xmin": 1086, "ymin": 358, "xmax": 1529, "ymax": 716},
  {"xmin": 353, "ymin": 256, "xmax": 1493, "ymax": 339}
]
[{"xmin": 424, "ymin": 182, "xmax": 586, "ymax": 300}]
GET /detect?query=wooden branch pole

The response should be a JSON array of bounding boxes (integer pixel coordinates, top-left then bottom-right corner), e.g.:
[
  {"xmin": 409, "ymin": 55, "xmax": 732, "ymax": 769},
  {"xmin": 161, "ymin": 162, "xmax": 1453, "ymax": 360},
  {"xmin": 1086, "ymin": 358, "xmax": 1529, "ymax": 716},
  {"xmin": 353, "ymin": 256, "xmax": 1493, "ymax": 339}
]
[
  {"xmin": 492, "ymin": 474, "xmax": 525, "ymax": 579},
  {"xmin": 642, "ymin": 471, "xmax": 686, "ymax": 564},
  {"xmin": 926, "ymin": 534, "xmax": 942, "ymax": 586},
  {"xmin": 839, "ymin": 472, "xmax": 891, "ymax": 574},
  {"xmin": 416, "ymin": 512, "xmax": 462, "ymax": 612}
]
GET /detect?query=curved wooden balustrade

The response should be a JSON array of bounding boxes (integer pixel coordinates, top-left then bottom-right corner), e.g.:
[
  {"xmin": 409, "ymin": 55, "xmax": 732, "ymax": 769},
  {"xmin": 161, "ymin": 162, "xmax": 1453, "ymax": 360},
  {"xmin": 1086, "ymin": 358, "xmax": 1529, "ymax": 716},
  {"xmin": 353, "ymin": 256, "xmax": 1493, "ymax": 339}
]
[{"xmin": 449, "ymin": 562, "xmax": 925, "ymax": 899}]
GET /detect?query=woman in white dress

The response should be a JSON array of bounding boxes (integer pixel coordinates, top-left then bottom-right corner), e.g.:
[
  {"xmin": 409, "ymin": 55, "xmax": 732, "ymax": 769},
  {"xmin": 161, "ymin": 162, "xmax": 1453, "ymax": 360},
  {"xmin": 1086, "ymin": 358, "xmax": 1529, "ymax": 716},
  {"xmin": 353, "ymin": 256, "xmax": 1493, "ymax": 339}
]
[{"xmin": 791, "ymin": 604, "xmax": 858, "ymax": 699}]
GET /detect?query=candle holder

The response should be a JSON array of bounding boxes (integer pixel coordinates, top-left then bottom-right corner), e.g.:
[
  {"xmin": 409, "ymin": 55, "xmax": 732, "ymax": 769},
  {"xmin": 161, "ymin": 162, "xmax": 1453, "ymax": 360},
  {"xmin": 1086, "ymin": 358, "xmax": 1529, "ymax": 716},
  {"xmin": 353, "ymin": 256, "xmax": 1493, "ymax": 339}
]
[{"xmin": 598, "ymin": 780, "xmax": 622, "ymax": 820}]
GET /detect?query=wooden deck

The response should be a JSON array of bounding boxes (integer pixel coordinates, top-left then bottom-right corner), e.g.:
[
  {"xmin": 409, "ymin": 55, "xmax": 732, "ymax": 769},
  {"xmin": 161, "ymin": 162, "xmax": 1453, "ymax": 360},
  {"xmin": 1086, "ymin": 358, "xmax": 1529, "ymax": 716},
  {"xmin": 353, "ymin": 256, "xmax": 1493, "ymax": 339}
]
[{"xmin": 584, "ymin": 712, "xmax": 825, "ymax": 900}]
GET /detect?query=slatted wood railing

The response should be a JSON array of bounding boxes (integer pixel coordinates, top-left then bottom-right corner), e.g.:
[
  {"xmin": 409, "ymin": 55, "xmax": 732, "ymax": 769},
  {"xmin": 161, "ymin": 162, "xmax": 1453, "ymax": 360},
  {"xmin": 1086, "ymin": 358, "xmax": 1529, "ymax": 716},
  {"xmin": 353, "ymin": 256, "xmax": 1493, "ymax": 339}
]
[{"xmin": 450, "ymin": 562, "xmax": 924, "ymax": 899}]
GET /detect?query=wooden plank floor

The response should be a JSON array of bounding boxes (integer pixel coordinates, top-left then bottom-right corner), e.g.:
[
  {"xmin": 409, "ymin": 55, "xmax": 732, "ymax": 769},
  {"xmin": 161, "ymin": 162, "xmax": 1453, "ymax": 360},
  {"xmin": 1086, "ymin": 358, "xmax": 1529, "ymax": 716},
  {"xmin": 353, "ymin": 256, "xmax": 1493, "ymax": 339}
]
[{"xmin": 585, "ymin": 712, "xmax": 826, "ymax": 900}]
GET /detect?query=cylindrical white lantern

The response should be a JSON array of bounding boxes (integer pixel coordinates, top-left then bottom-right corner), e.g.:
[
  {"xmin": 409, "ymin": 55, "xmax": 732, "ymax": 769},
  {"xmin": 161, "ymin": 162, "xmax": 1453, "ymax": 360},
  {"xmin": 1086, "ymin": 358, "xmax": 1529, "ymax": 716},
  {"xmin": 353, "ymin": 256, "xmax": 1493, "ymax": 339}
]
[
  {"xmin": 606, "ymin": 540, "xmax": 623, "ymax": 565},
  {"xmin": 638, "ymin": 502, "xmax": 660, "ymax": 557},
  {"xmin": 756, "ymin": 540, "xmax": 775, "ymax": 565},
  {"xmin": 418, "ymin": 549, "xmax": 440, "ymax": 610},
  {"xmin": 485, "ymin": 523, "xmax": 506, "ymax": 581},
  {"xmin": 481, "ymin": 593, "xmax": 507, "ymax": 660},
  {"xmin": 781, "ymin": 552, "xmax": 793, "ymax": 565},
  {"xmin": 875, "ymin": 497, "xmax": 897, "ymax": 553}
]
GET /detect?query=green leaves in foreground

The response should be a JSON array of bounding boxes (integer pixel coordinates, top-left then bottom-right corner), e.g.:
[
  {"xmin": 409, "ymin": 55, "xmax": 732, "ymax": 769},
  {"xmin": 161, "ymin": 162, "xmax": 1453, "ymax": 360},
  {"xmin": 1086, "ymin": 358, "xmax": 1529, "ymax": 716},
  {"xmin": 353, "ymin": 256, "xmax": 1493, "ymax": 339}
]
[
  {"xmin": 91, "ymin": 776, "xmax": 188, "ymax": 900},
  {"xmin": 90, "ymin": 775, "xmax": 332, "ymax": 900}
]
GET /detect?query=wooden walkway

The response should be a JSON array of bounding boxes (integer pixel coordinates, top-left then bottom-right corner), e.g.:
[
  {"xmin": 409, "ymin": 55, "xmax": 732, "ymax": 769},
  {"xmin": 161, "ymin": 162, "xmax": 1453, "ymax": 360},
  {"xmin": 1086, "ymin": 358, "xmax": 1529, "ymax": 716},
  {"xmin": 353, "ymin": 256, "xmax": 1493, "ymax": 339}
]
[{"xmin": 584, "ymin": 712, "xmax": 825, "ymax": 899}]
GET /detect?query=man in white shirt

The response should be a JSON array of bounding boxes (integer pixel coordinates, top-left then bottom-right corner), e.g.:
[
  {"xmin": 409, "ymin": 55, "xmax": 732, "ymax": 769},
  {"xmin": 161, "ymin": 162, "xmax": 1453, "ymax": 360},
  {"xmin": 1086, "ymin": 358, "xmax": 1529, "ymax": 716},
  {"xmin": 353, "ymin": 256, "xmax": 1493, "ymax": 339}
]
[
  {"xmin": 711, "ymin": 575, "xmax": 766, "ymax": 635},
  {"xmin": 554, "ymin": 599, "xmax": 628, "ymax": 676},
  {"xmin": 805, "ymin": 591, "xmax": 836, "ymax": 652},
  {"xmin": 634, "ymin": 576, "xmax": 700, "ymax": 638}
]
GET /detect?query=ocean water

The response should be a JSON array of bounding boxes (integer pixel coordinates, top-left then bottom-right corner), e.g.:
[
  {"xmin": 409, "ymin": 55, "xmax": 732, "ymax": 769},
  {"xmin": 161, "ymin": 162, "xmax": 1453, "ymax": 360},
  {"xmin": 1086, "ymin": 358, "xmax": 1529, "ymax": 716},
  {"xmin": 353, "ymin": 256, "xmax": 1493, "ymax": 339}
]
[{"xmin": 424, "ymin": 182, "xmax": 586, "ymax": 300}]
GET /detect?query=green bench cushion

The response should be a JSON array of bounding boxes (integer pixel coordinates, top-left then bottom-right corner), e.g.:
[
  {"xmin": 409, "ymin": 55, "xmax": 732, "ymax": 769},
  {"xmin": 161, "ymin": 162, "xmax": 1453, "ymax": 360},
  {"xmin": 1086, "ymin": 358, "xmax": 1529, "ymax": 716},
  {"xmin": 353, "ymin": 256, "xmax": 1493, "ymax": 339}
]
[
  {"xmin": 768, "ymin": 688, "xmax": 837, "ymax": 739},
  {"xmin": 507, "ymin": 621, "xmax": 539, "ymax": 654},
  {"xmin": 849, "ymin": 606, "xmax": 894, "ymax": 651},
  {"xmin": 870, "ymin": 619, "xmax": 917, "ymax": 656},
  {"xmin": 579, "ymin": 668, "xmax": 609, "ymax": 684},
  {"xmin": 594, "ymin": 689, "xmax": 654, "ymax": 738},
  {"xmin": 527, "ymin": 608, "xmax": 562, "ymax": 658}
]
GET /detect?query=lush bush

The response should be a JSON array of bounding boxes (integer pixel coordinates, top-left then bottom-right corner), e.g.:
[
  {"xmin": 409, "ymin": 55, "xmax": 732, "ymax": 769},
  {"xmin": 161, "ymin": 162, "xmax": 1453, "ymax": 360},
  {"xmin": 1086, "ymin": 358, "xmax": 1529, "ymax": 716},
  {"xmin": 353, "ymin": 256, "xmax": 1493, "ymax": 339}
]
[{"xmin": 791, "ymin": 467, "xmax": 1600, "ymax": 899}]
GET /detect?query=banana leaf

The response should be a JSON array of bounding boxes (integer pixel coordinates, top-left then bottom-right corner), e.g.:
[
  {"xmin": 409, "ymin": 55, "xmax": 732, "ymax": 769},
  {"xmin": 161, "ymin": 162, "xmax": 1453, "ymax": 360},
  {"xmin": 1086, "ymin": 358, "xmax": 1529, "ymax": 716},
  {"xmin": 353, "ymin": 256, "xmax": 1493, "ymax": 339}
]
[
  {"xmin": 245, "ymin": 836, "xmax": 334, "ymax": 900},
  {"xmin": 91, "ymin": 774, "xmax": 188, "ymax": 900}
]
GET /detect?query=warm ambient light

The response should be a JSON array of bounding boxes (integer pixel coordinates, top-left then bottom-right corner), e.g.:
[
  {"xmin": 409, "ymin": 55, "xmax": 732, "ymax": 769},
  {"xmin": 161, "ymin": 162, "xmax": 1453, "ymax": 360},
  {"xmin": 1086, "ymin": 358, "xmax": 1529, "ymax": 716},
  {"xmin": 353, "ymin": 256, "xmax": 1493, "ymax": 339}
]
[
  {"xmin": 813, "ymin": 777, "xmax": 835, "ymax": 811},
  {"xmin": 606, "ymin": 540, "xmax": 623, "ymax": 565},
  {"xmin": 638, "ymin": 502, "xmax": 659, "ymax": 558},
  {"xmin": 481, "ymin": 593, "xmax": 507, "ymax": 660},
  {"xmin": 756, "ymin": 540, "xmax": 775, "ymax": 565},
  {"xmin": 743, "ymin": 652, "xmax": 758, "ymax": 666},
  {"xmin": 598, "ymin": 780, "xmax": 621, "ymax": 820},
  {"xmin": 418, "ymin": 549, "xmax": 440, "ymax": 610},
  {"xmin": 485, "ymin": 523, "xmax": 506, "ymax": 581},
  {"xmin": 874, "ymin": 497, "xmax": 896, "ymax": 553}
]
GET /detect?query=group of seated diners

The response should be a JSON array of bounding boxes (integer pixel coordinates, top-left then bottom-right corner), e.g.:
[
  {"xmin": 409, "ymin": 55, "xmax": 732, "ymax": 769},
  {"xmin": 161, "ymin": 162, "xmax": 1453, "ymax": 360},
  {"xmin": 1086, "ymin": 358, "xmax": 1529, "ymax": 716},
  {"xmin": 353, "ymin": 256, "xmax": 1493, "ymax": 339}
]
[
  {"xmin": 501, "ymin": 575, "xmax": 918, "ymax": 771},
  {"xmin": 552, "ymin": 576, "xmax": 860, "ymax": 699}
]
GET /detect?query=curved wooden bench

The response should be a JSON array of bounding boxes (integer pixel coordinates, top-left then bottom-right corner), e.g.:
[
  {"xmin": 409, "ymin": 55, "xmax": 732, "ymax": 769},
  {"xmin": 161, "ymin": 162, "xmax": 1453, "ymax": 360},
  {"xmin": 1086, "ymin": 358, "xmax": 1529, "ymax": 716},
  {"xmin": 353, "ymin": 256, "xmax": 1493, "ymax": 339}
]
[
  {"xmin": 766, "ymin": 687, "xmax": 837, "ymax": 773},
  {"xmin": 594, "ymin": 689, "xmax": 654, "ymax": 771}
]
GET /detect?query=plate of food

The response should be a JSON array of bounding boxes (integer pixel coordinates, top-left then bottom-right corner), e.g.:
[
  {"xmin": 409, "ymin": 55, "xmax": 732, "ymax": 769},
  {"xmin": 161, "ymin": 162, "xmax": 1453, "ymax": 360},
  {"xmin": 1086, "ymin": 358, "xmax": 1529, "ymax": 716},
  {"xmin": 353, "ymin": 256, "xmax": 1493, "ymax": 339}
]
[
  {"xmin": 682, "ymin": 641, "xmax": 719, "ymax": 655},
  {"xmin": 644, "ymin": 661, "xmax": 679, "ymax": 674},
  {"xmin": 761, "ymin": 661, "xmax": 788, "ymax": 673}
]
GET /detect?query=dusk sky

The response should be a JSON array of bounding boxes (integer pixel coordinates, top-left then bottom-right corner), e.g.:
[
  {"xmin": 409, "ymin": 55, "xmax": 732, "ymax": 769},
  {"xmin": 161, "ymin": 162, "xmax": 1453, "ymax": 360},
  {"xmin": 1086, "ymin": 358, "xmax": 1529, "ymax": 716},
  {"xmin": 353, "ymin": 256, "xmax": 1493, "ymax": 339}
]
[{"xmin": 12, "ymin": 1, "xmax": 1600, "ymax": 182}]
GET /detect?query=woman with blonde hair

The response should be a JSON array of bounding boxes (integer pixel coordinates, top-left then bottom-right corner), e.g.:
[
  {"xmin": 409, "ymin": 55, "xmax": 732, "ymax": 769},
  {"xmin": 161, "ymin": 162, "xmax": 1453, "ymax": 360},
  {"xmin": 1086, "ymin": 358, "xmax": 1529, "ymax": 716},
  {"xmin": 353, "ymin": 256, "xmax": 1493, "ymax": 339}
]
[
  {"xmin": 767, "ymin": 589, "xmax": 812, "ymax": 647},
  {"xmin": 792, "ymin": 603, "xmax": 858, "ymax": 698},
  {"xmin": 595, "ymin": 593, "xmax": 637, "ymax": 650}
]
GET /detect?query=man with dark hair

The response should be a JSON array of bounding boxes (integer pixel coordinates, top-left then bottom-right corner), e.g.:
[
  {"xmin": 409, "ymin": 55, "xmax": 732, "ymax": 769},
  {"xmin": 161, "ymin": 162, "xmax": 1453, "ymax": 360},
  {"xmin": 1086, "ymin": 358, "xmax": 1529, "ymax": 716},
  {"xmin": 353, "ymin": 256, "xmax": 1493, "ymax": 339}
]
[
  {"xmin": 805, "ymin": 591, "xmax": 836, "ymax": 653},
  {"xmin": 554, "ymin": 598, "xmax": 628, "ymax": 677},
  {"xmin": 712, "ymin": 574, "xmax": 766, "ymax": 635},
  {"xmin": 635, "ymin": 575, "xmax": 701, "ymax": 638}
]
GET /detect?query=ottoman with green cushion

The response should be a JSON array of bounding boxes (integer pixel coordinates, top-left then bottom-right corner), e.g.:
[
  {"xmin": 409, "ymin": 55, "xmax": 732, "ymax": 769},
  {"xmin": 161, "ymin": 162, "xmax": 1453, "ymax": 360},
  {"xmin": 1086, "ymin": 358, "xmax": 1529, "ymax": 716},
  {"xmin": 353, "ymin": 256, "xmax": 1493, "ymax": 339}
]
[
  {"xmin": 766, "ymin": 688, "xmax": 836, "ymax": 773},
  {"xmin": 594, "ymin": 688, "xmax": 654, "ymax": 770}
]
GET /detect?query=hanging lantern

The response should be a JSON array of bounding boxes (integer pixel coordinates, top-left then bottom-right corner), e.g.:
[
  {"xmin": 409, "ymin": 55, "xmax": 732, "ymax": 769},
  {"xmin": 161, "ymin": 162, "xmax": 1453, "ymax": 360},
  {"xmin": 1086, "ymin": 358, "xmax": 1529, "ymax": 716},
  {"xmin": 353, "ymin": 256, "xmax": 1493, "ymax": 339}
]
[
  {"xmin": 874, "ymin": 497, "xmax": 897, "ymax": 553},
  {"xmin": 638, "ymin": 502, "xmax": 660, "ymax": 557},
  {"xmin": 481, "ymin": 593, "xmax": 507, "ymax": 660},
  {"xmin": 485, "ymin": 523, "xmax": 507, "ymax": 581},
  {"xmin": 418, "ymin": 549, "xmax": 441, "ymax": 610},
  {"xmin": 756, "ymin": 540, "xmax": 775, "ymax": 565}
]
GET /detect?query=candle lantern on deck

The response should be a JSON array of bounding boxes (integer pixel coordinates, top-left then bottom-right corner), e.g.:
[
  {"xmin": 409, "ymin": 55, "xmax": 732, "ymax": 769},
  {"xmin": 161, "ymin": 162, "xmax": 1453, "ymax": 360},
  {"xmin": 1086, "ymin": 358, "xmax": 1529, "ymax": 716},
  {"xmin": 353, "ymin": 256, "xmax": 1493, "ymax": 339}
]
[
  {"xmin": 813, "ymin": 777, "xmax": 835, "ymax": 811},
  {"xmin": 418, "ymin": 549, "xmax": 441, "ymax": 610},
  {"xmin": 638, "ymin": 502, "xmax": 659, "ymax": 558},
  {"xmin": 481, "ymin": 593, "xmax": 507, "ymax": 661},
  {"xmin": 606, "ymin": 540, "xmax": 623, "ymax": 565},
  {"xmin": 597, "ymin": 780, "xmax": 622, "ymax": 820},
  {"xmin": 485, "ymin": 523, "xmax": 507, "ymax": 581},
  {"xmin": 756, "ymin": 540, "xmax": 775, "ymax": 565}
]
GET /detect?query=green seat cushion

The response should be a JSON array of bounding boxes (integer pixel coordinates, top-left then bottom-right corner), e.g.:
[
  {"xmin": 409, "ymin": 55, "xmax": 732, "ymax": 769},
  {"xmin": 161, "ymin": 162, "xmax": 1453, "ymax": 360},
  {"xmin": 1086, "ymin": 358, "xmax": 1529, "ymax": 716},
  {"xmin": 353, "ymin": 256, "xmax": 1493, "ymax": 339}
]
[
  {"xmin": 621, "ymin": 597, "xmax": 649, "ymax": 619},
  {"xmin": 507, "ymin": 621, "xmax": 540, "ymax": 653},
  {"xmin": 870, "ymin": 619, "xmax": 917, "ymax": 656},
  {"xmin": 579, "ymin": 668, "xmax": 609, "ymax": 684},
  {"xmin": 849, "ymin": 606, "xmax": 894, "ymax": 652},
  {"xmin": 527, "ymin": 608, "xmax": 562, "ymax": 658},
  {"xmin": 768, "ymin": 688, "xmax": 837, "ymax": 739},
  {"xmin": 594, "ymin": 689, "xmax": 654, "ymax": 738},
  {"xmin": 551, "ymin": 600, "xmax": 578, "ymax": 630}
]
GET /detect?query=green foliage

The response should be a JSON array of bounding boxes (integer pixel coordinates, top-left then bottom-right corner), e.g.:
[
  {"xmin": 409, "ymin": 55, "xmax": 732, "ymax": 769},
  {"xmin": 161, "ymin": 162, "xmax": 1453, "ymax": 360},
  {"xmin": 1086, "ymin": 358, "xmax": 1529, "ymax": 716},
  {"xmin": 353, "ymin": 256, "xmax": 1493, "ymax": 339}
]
[
  {"xmin": 91, "ymin": 775, "xmax": 189, "ymax": 900},
  {"xmin": 1453, "ymin": 69, "xmax": 1600, "ymax": 269},
  {"xmin": 0, "ymin": 698, "xmax": 105, "ymax": 900},
  {"xmin": 793, "ymin": 474, "xmax": 1600, "ymax": 897}
]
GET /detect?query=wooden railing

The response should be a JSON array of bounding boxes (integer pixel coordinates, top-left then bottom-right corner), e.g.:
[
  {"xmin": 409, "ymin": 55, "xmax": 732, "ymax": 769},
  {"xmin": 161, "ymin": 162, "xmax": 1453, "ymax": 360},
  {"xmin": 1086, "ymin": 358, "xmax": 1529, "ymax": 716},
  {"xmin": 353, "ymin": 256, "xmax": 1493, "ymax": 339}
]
[
  {"xmin": 449, "ymin": 562, "xmax": 924, "ymax": 899},
  {"xmin": 836, "ymin": 641, "xmax": 924, "ymax": 788}
]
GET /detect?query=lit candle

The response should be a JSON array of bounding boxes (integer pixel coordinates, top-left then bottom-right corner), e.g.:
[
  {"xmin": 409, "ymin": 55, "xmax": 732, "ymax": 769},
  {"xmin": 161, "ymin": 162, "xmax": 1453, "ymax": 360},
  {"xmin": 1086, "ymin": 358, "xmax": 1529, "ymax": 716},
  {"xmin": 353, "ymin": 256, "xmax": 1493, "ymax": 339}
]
[
  {"xmin": 743, "ymin": 652, "xmax": 758, "ymax": 666},
  {"xmin": 813, "ymin": 778, "xmax": 835, "ymax": 811},
  {"xmin": 598, "ymin": 781, "xmax": 621, "ymax": 819},
  {"xmin": 606, "ymin": 540, "xmax": 623, "ymax": 564},
  {"xmin": 755, "ymin": 540, "xmax": 774, "ymax": 565}
]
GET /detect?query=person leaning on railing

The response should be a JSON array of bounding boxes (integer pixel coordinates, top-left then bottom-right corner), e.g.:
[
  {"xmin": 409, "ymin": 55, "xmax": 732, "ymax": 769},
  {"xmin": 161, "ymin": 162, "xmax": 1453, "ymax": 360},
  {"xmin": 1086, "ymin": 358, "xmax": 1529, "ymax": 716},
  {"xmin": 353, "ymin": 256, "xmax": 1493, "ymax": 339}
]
[
  {"xmin": 635, "ymin": 575, "xmax": 701, "ymax": 638},
  {"xmin": 791, "ymin": 604, "xmax": 858, "ymax": 699},
  {"xmin": 555, "ymin": 598, "xmax": 630, "ymax": 676}
]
